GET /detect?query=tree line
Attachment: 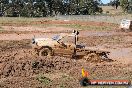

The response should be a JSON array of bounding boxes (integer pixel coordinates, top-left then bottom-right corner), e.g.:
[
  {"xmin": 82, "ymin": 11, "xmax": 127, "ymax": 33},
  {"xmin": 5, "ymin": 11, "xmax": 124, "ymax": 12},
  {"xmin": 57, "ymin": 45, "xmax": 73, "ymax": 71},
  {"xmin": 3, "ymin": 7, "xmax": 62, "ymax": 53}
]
[
  {"xmin": 120, "ymin": 0, "xmax": 132, "ymax": 13},
  {"xmin": 109, "ymin": 0, "xmax": 132, "ymax": 13},
  {"xmin": 0, "ymin": 0, "xmax": 103, "ymax": 17}
]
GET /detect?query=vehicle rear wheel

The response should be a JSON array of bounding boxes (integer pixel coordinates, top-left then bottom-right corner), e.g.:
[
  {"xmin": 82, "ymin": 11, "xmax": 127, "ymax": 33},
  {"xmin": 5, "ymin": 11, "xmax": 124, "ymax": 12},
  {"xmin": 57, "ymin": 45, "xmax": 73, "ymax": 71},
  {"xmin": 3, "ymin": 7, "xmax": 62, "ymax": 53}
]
[{"xmin": 39, "ymin": 48, "xmax": 52, "ymax": 57}]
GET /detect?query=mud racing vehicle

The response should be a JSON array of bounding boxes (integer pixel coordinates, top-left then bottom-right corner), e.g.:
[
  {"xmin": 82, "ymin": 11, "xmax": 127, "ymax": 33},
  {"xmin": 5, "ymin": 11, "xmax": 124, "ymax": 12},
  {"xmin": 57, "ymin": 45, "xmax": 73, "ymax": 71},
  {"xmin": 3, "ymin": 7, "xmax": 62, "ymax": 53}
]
[{"xmin": 32, "ymin": 30, "xmax": 110, "ymax": 62}]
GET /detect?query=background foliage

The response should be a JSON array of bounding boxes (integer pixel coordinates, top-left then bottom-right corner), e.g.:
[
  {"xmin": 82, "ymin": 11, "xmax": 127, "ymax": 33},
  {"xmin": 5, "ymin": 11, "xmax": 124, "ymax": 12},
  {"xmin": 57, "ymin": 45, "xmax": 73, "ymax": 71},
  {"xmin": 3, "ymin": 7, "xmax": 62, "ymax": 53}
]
[
  {"xmin": 0, "ymin": 0, "xmax": 102, "ymax": 17},
  {"xmin": 109, "ymin": 0, "xmax": 132, "ymax": 13}
]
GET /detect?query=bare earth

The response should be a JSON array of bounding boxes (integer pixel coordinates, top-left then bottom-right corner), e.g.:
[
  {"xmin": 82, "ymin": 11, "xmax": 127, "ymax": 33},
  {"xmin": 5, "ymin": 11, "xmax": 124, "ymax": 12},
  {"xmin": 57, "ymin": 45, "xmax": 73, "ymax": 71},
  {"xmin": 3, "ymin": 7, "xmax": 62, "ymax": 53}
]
[{"xmin": 0, "ymin": 20, "xmax": 132, "ymax": 88}]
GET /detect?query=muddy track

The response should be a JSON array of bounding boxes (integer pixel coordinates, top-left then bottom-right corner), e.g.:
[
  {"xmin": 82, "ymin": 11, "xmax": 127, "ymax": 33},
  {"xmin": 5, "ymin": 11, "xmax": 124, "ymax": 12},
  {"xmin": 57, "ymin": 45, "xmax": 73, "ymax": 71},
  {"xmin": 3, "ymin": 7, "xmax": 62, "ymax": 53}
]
[
  {"xmin": 0, "ymin": 29, "xmax": 132, "ymax": 88},
  {"xmin": 0, "ymin": 40, "xmax": 77, "ymax": 79},
  {"xmin": 0, "ymin": 39, "xmax": 131, "ymax": 88}
]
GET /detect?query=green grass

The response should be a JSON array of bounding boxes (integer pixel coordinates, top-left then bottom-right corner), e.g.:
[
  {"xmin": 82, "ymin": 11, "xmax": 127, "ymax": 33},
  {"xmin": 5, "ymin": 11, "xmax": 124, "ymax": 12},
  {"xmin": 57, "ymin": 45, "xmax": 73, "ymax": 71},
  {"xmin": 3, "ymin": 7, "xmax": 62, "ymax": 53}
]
[
  {"xmin": 0, "ymin": 17, "xmax": 54, "ymax": 26},
  {"xmin": 58, "ymin": 24, "xmax": 114, "ymax": 31},
  {"xmin": 36, "ymin": 74, "xmax": 52, "ymax": 85},
  {"xmin": 0, "ymin": 17, "xmax": 52, "ymax": 22},
  {"xmin": 0, "ymin": 17, "xmax": 117, "ymax": 31},
  {"xmin": 0, "ymin": 26, "xmax": 3, "ymax": 31},
  {"xmin": 0, "ymin": 17, "xmax": 34, "ymax": 24},
  {"xmin": 58, "ymin": 74, "xmax": 77, "ymax": 88}
]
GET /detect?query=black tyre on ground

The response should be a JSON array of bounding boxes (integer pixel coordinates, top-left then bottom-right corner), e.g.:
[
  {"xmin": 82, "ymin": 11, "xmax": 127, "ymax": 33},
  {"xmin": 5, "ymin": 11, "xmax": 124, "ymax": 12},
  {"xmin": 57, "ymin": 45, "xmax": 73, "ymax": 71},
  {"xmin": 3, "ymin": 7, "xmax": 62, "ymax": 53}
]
[{"xmin": 39, "ymin": 48, "xmax": 52, "ymax": 57}]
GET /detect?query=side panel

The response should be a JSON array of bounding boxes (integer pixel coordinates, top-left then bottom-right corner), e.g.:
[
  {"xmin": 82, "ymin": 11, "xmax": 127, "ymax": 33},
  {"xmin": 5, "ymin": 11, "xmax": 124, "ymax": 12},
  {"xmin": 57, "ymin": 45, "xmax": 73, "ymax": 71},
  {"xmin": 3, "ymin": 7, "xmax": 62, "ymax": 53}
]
[{"xmin": 53, "ymin": 43, "xmax": 74, "ymax": 55}]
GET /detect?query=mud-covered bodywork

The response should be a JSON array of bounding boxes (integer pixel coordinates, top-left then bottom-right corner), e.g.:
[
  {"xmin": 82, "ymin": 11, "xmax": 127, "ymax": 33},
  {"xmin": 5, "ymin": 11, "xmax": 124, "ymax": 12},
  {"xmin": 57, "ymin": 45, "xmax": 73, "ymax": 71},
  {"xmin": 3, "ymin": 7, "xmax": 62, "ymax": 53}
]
[
  {"xmin": 32, "ymin": 32, "xmax": 110, "ymax": 61},
  {"xmin": 32, "ymin": 34, "xmax": 76, "ymax": 56}
]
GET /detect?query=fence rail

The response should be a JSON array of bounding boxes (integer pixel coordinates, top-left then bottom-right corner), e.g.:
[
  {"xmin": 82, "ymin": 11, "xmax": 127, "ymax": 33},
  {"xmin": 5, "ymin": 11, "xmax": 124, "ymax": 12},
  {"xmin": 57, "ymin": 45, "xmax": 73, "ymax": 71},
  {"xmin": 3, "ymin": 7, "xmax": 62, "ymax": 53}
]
[{"xmin": 56, "ymin": 15, "xmax": 132, "ymax": 24}]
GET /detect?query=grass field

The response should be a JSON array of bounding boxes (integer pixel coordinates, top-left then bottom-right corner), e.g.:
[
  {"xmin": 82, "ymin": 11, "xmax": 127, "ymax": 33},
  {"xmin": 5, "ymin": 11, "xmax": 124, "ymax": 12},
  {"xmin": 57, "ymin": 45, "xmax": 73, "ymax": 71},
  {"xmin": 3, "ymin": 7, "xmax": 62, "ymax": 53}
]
[{"xmin": 0, "ymin": 16, "xmax": 117, "ymax": 31}]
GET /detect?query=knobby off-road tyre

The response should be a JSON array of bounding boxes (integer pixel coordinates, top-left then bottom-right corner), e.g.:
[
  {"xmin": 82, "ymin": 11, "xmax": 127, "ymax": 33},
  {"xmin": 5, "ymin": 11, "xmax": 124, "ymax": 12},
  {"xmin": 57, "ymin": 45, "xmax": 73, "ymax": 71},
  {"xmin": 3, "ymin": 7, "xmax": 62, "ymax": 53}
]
[
  {"xmin": 84, "ymin": 53, "xmax": 102, "ymax": 62},
  {"xmin": 39, "ymin": 48, "xmax": 52, "ymax": 57}
]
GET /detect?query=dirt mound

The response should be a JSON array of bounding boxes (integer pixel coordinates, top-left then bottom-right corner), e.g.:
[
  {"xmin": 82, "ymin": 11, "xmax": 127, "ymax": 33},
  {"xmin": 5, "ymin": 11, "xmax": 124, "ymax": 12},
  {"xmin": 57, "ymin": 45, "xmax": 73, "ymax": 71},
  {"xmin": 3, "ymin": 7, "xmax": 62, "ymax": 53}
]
[
  {"xmin": 83, "ymin": 53, "xmax": 103, "ymax": 63},
  {"xmin": 0, "ymin": 48, "xmax": 77, "ymax": 78}
]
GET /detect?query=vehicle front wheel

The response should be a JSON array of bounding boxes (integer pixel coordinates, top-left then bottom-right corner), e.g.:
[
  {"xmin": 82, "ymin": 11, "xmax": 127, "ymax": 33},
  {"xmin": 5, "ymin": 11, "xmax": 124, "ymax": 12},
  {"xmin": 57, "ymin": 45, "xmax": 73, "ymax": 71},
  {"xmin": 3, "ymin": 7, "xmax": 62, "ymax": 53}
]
[{"xmin": 39, "ymin": 48, "xmax": 52, "ymax": 57}]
